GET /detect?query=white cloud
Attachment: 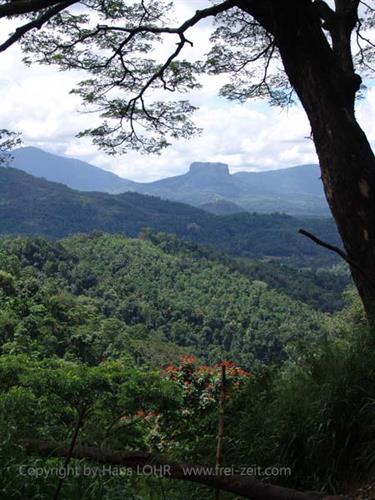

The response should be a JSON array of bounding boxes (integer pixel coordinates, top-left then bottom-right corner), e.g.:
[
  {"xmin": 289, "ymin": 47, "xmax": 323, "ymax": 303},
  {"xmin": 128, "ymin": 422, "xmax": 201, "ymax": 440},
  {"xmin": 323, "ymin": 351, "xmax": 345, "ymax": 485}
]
[{"xmin": 0, "ymin": 2, "xmax": 374, "ymax": 182}]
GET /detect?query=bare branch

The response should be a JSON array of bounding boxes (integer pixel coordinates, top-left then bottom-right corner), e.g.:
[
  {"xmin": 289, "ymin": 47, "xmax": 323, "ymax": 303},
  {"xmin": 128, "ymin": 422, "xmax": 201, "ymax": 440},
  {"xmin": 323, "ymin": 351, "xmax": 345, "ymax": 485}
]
[
  {"xmin": 53, "ymin": 408, "xmax": 86, "ymax": 500},
  {"xmin": 90, "ymin": 0, "xmax": 237, "ymax": 38},
  {"xmin": 299, "ymin": 229, "xmax": 375, "ymax": 292},
  {"xmin": 359, "ymin": 0, "xmax": 375, "ymax": 11},
  {"xmin": 299, "ymin": 229, "xmax": 348, "ymax": 261},
  {"xmin": 357, "ymin": 29, "xmax": 375, "ymax": 49}
]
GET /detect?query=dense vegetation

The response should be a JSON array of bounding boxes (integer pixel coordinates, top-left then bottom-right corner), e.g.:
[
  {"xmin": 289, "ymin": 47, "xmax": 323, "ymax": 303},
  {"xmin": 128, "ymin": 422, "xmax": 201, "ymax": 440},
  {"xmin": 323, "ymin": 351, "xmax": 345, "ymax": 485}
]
[
  {"xmin": 0, "ymin": 181, "xmax": 364, "ymax": 499},
  {"xmin": 0, "ymin": 166, "xmax": 340, "ymax": 266},
  {"xmin": 0, "ymin": 233, "xmax": 337, "ymax": 369},
  {"xmin": 0, "ymin": 231, "xmax": 373, "ymax": 498},
  {"xmin": 0, "ymin": 0, "xmax": 373, "ymax": 493},
  {"xmin": 0, "ymin": 185, "xmax": 364, "ymax": 499}
]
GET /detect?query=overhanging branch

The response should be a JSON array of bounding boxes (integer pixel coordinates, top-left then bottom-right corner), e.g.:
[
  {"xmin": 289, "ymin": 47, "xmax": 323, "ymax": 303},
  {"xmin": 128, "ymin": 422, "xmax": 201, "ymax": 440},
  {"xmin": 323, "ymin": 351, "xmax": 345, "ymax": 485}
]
[
  {"xmin": 0, "ymin": 0, "xmax": 72, "ymax": 17},
  {"xmin": 0, "ymin": 0, "xmax": 236, "ymax": 55},
  {"xmin": 22, "ymin": 440, "xmax": 338, "ymax": 500},
  {"xmin": 94, "ymin": 0, "xmax": 237, "ymax": 38},
  {"xmin": 299, "ymin": 229, "xmax": 348, "ymax": 261},
  {"xmin": 0, "ymin": 0, "xmax": 76, "ymax": 53}
]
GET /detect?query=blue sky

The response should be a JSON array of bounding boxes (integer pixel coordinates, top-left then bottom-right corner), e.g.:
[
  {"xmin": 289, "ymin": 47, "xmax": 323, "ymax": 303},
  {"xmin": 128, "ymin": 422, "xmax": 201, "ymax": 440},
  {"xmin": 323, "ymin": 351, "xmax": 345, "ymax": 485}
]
[{"xmin": 0, "ymin": 0, "xmax": 374, "ymax": 182}]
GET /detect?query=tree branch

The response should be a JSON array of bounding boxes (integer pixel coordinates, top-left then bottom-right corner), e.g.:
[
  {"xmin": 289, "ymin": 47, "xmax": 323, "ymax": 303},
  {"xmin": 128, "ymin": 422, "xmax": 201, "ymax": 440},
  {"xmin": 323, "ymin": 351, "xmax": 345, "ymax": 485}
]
[
  {"xmin": 94, "ymin": 0, "xmax": 237, "ymax": 38},
  {"xmin": 0, "ymin": 0, "xmax": 76, "ymax": 53},
  {"xmin": 22, "ymin": 440, "xmax": 341, "ymax": 500},
  {"xmin": 53, "ymin": 408, "xmax": 86, "ymax": 500},
  {"xmin": 299, "ymin": 229, "xmax": 375, "ymax": 292},
  {"xmin": 0, "ymin": 0, "xmax": 72, "ymax": 18},
  {"xmin": 299, "ymin": 229, "xmax": 348, "ymax": 261},
  {"xmin": 331, "ymin": 0, "xmax": 360, "ymax": 78},
  {"xmin": 314, "ymin": 0, "xmax": 337, "ymax": 30},
  {"xmin": 359, "ymin": 0, "xmax": 375, "ymax": 11}
]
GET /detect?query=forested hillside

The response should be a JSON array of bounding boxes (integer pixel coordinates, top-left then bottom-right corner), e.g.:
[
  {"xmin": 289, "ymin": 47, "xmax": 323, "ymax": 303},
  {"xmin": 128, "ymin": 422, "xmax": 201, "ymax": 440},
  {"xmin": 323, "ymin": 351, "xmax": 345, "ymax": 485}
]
[
  {"xmin": 1, "ymin": 0, "xmax": 374, "ymax": 496},
  {"xmin": 2, "ymin": 167, "xmax": 362, "ymax": 500},
  {"xmin": 0, "ymin": 171, "xmax": 367, "ymax": 499},
  {"xmin": 0, "ymin": 166, "xmax": 340, "ymax": 265},
  {"xmin": 0, "ymin": 233, "xmax": 336, "ymax": 370},
  {"xmin": 1, "ymin": 232, "xmax": 373, "ymax": 500}
]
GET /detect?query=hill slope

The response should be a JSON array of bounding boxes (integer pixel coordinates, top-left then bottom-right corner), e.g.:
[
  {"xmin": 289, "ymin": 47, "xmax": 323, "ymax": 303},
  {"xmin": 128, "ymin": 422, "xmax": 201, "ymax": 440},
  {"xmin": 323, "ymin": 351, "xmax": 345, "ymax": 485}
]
[
  {"xmin": 10, "ymin": 147, "xmax": 329, "ymax": 216},
  {"xmin": 0, "ymin": 166, "xmax": 340, "ymax": 264},
  {"xmin": 199, "ymin": 199, "xmax": 246, "ymax": 215},
  {"xmin": 0, "ymin": 233, "xmax": 331, "ymax": 369},
  {"xmin": 10, "ymin": 146, "xmax": 137, "ymax": 193}
]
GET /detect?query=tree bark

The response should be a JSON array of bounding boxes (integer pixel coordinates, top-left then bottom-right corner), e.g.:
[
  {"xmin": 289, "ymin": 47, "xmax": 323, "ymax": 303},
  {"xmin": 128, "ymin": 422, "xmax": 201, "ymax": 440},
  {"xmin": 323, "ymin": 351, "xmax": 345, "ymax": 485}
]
[
  {"xmin": 241, "ymin": 0, "xmax": 375, "ymax": 324},
  {"xmin": 22, "ymin": 440, "xmax": 345, "ymax": 500}
]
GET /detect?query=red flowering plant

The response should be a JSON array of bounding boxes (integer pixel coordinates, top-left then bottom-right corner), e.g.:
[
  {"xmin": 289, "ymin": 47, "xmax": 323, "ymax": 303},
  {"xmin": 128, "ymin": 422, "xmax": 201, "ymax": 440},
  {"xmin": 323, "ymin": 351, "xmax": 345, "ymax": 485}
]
[
  {"xmin": 163, "ymin": 356, "xmax": 249, "ymax": 412},
  {"xmin": 148, "ymin": 356, "xmax": 250, "ymax": 457}
]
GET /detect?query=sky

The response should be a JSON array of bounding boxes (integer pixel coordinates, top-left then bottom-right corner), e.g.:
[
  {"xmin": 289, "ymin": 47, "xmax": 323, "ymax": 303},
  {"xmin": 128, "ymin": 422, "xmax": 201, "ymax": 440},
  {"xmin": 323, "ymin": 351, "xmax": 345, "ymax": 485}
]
[{"xmin": 0, "ymin": 0, "xmax": 374, "ymax": 182}]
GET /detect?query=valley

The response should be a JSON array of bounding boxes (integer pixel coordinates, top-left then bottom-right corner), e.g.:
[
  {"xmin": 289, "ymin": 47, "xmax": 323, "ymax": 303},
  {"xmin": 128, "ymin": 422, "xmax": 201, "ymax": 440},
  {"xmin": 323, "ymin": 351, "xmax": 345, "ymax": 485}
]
[
  {"xmin": 1, "ymin": 147, "xmax": 368, "ymax": 500},
  {"xmin": 0, "ymin": 165, "xmax": 340, "ymax": 266}
]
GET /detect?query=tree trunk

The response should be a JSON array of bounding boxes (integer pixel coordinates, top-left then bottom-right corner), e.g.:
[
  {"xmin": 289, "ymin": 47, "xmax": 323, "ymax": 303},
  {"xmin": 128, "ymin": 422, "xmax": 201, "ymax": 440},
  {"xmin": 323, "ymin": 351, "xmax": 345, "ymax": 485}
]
[{"xmin": 242, "ymin": 0, "xmax": 375, "ymax": 324}]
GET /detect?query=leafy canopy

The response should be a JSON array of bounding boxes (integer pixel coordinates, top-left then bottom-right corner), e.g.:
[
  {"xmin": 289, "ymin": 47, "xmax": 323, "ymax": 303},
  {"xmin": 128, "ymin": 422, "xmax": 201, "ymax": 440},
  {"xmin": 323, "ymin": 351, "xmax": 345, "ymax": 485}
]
[
  {"xmin": 0, "ymin": 0, "xmax": 373, "ymax": 153},
  {"xmin": 0, "ymin": 130, "xmax": 21, "ymax": 164}
]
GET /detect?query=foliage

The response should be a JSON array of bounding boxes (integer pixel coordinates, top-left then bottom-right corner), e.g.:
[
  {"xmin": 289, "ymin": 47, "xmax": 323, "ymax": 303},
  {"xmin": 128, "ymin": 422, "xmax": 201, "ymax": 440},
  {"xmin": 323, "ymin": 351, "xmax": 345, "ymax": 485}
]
[
  {"xmin": 0, "ymin": 165, "xmax": 343, "ymax": 267},
  {"xmin": 147, "ymin": 233, "xmax": 349, "ymax": 312},
  {"xmin": 0, "ymin": 1, "xmax": 374, "ymax": 497},
  {"xmin": 1, "ymin": 294, "xmax": 375, "ymax": 498},
  {"xmin": 0, "ymin": 232, "xmax": 332, "ymax": 370},
  {"xmin": 222, "ymin": 292, "xmax": 375, "ymax": 493},
  {"xmin": 7, "ymin": 0, "xmax": 372, "ymax": 154},
  {"xmin": 0, "ymin": 232, "xmax": 371, "ymax": 498},
  {"xmin": 157, "ymin": 356, "xmax": 249, "ymax": 456},
  {"xmin": 0, "ymin": 129, "xmax": 21, "ymax": 165},
  {"xmin": 0, "ymin": 355, "xmax": 183, "ymax": 499}
]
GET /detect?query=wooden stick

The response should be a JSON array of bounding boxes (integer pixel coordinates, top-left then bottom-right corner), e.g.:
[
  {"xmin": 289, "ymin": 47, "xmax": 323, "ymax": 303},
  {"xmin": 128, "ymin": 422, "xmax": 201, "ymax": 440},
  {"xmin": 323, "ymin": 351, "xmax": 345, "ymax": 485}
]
[
  {"xmin": 53, "ymin": 408, "xmax": 86, "ymax": 500},
  {"xmin": 215, "ymin": 364, "xmax": 226, "ymax": 500}
]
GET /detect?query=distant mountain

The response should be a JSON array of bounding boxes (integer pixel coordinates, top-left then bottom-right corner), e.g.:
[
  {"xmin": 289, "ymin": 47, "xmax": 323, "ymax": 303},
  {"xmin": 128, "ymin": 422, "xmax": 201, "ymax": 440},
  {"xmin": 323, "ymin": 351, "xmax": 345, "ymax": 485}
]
[
  {"xmin": 10, "ymin": 147, "xmax": 329, "ymax": 216},
  {"xmin": 10, "ymin": 147, "xmax": 137, "ymax": 193},
  {"xmin": 0, "ymin": 166, "xmax": 340, "ymax": 265},
  {"xmin": 132, "ymin": 162, "xmax": 328, "ymax": 216}
]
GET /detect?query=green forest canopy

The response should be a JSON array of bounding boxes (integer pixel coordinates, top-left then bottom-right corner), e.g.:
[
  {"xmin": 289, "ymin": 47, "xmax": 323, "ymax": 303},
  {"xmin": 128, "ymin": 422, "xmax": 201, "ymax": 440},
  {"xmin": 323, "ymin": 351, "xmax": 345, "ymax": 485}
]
[
  {"xmin": 0, "ymin": 231, "xmax": 372, "ymax": 499},
  {"xmin": 0, "ymin": 232, "xmax": 343, "ymax": 370},
  {"xmin": 0, "ymin": 166, "xmax": 341, "ymax": 266}
]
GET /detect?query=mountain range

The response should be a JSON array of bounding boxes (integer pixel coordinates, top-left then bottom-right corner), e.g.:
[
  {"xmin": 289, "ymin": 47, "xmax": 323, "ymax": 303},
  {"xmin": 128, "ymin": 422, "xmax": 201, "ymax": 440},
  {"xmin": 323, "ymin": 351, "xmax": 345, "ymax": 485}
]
[
  {"xmin": 9, "ymin": 147, "xmax": 329, "ymax": 216},
  {"xmin": 0, "ymin": 165, "xmax": 340, "ymax": 266}
]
